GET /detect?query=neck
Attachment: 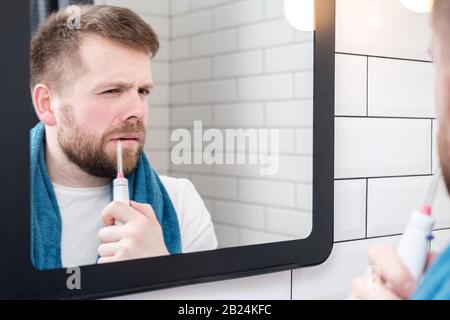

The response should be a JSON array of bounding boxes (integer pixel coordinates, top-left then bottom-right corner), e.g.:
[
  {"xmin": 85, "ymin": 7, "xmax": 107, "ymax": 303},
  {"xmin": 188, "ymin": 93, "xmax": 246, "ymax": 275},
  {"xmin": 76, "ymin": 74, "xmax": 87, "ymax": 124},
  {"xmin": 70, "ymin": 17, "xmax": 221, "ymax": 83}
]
[{"xmin": 45, "ymin": 127, "xmax": 112, "ymax": 188}]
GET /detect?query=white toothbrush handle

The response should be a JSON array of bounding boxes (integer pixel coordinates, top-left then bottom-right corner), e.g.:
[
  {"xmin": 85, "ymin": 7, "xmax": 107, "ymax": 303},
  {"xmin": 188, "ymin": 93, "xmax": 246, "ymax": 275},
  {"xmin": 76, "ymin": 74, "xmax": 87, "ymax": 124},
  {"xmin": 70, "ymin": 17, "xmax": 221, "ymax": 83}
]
[
  {"xmin": 397, "ymin": 210, "xmax": 434, "ymax": 281},
  {"xmin": 113, "ymin": 178, "xmax": 129, "ymax": 226}
]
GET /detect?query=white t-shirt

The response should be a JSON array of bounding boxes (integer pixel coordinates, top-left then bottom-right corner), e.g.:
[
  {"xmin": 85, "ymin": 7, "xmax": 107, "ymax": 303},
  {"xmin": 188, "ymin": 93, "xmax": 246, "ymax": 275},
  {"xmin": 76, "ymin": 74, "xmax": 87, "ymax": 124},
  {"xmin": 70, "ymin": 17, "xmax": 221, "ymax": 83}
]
[{"xmin": 53, "ymin": 176, "xmax": 218, "ymax": 268}]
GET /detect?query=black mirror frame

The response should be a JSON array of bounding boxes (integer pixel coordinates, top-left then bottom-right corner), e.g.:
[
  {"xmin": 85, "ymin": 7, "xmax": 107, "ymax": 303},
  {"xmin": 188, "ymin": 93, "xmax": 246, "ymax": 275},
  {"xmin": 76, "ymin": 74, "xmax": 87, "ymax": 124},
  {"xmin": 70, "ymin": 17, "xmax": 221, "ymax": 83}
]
[{"xmin": 0, "ymin": 0, "xmax": 335, "ymax": 299}]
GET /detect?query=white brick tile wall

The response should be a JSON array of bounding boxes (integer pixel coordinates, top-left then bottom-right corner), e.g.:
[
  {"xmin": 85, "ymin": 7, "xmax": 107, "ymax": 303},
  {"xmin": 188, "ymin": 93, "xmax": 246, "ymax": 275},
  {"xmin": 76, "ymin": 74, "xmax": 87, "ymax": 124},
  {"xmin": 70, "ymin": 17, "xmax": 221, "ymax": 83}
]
[
  {"xmin": 367, "ymin": 176, "xmax": 450, "ymax": 237},
  {"xmin": 294, "ymin": 129, "xmax": 313, "ymax": 155},
  {"xmin": 265, "ymin": 43, "xmax": 313, "ymax": 73},
  {"xmin": 264, "ymin": 0, "xmax": 284, "ymax": 19},
  {"xmin": 294, "ymin": 71, "xmax": 314, "ymax": 99},
  {"xmin": 238, "ymin": 19, "xmax": 294, "ymax": 50},
  {"xmin": 213, "ymin": 50, "xmax": 263, "ymax": 78},
  {"xmin": 151, "ymin": 61, "xmax": 170, "ymax": 84},
  {"xmin": 190, "ymin": 174, "xmax": 238, "ymax": 200},
  {"xmin": 213, "ymin": 223, "xmax": 240, "ymax": 248},
  {"xmin": 296, "ymin": 183, "xmax": 313, "ymax": 211},
  {"xmin": 336, "ymin": 0, "xmax": 431, "ymax": 60},
  {"xmin": 171, "ymin": 0, "xmax": 191, "ymax": 16},
  {"xmin": 172, "ymin": 10, "xmax": 212, "ymax": 38},
  {"xmin": 191, "ymin": 29, "xmax": 237, "ymax": 56},
  {"xmin": 171, "ymin": 38, "xmax": 191, "ymax": 61},
  {"xmin": 156, "ymin": 39, "xmax": 170, "ymax": 62},
  {"xmin": 170, "ymin": 83, "xmax": 191, "ymax": 105},
  {"xmin": 146, "ymin": 128, "xmax": 170, "ymax": 150},
  {"xmin": 278, "ymin": 129, "xmax": 295, "ymax": 154},
  {"xmin": 239, "ymin": 179, "xmax": 296, "ymax": 207},
  {"xmin": 171, "ymin": 105, "xmax": 213, "ymax": 127},
  {"xmin": 266, "ymin": 100, "xmax": 313, "ymax": 127},
  {"xmin": 238, "ymin": 74, "xmax": 293, "ymax": 101},
  {"xmin": 368, "ymin": 58, "xmax": 435, "ymax": 118},
  {"xmin": 143, "ymin": 16, "xmax": 170, "ymax": 39},
  {"xmin": 266, "ymin": 207, "xmax": 312, "ymax": 238},
  {"xmin": 292, "ymin": 236, "xmax": 400, "ymax": 299},
  {"xmin": 191, "ymin": 0, "xmax": 233, "ymax": 10},
  {"xmin": 335, "ymin": 54, "xmax": 367, "ymax": 116},
  {"xmin": 213, "ymin": 200, "xmax": 265, "ymax": 230},
  {"xmin": 148, "ymin": 107, "xmax": 169, "ymax": 128},
  {"xmin": 191, "ymin": 79, "xmax": 237, "ymax": 103},
  {"xmin": 239, "ymin": 228, "xmax": 292, "ymax": 246},
  {"xmin": 171, "ymin": 58, "xmax": 212, "ymax": 82},
  {"xmin": 149, "ymin": 84, "xmax": 169, "ymax": 105},
  {"xmin": 213, "ymin": 0, "xmax": 263, "ymax": 29},
  {"xmin": 334, "ymin": 179, "xmax": 366, "ymax": 242},
  {"xmin": 335, "ymin": 118, "xmax": 432, "ymax": 178},
  {"xmin": 98, "ymin": 0, "xmax": 169, "ymax": 16},
  {"xmin": 213, "ymin": 103, "xmax": 264, "ymax": 126},
  {"xmin": 109, "ymin": 270, "xmax": 291, "ymax": 300}
]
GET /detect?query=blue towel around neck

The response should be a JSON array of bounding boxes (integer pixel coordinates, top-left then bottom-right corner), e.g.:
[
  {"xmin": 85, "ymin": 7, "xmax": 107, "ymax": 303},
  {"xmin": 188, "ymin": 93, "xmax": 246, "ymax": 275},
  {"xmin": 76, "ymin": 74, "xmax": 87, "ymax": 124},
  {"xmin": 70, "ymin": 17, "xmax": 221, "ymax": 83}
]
[
  {"xmin": 30, "ymin": 122, "xmax": 182, "ymax": 270},
  {"xmin": 411, "ymin": 242, "xmax": 450, "ymax": 300}
]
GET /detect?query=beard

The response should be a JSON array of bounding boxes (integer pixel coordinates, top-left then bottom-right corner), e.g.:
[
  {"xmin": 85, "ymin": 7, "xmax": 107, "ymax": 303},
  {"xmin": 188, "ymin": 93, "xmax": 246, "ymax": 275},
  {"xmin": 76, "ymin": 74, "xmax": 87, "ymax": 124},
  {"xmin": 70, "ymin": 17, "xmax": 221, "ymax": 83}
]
[
  {"xmin": 57, "ymin": 107, "xmax": 146, "ymax": 178},
  {"xmin": 438, "ymin": 122, "xmax": 450, "ymax": 193}
]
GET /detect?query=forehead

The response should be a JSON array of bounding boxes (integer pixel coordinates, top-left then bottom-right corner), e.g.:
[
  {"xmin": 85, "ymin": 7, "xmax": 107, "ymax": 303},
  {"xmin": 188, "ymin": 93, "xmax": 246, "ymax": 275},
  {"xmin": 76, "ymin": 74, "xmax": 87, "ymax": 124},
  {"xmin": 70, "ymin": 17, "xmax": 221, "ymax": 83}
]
[{"xmin": 78, "ymin": 34, "xmax": 151, "ymax": 81}]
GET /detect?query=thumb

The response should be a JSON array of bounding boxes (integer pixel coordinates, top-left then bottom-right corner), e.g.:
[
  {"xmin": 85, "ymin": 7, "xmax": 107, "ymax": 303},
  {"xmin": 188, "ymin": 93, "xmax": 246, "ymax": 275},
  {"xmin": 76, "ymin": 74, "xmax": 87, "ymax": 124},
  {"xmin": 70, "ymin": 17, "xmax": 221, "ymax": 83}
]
[{"xmin": 130, "ymin": 201, "xmax": 159, "ymax": 225}]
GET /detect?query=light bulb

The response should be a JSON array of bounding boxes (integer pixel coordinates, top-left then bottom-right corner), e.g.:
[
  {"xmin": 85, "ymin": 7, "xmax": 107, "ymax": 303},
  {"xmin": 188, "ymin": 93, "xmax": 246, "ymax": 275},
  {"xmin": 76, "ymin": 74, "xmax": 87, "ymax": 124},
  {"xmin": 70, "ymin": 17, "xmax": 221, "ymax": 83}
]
[
  {"xmin": 284, "ymin": 0, "xmax": 315, "ymax": 32},
  {"xmin": 400, "ymin": 0, "xmax": 433, "ymax": 13}
]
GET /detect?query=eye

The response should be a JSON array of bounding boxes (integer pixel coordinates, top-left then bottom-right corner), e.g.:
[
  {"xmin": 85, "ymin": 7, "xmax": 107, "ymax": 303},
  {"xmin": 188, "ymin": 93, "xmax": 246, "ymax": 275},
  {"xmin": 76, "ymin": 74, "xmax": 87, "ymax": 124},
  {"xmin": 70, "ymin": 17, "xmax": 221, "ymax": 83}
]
[
  {"xmin": 102, "ymin": 88, "xmax": 121, "ymax": 95},
  {"xmin": 138, "ymin": 88, "xmax": 150, "ymax": 96}
]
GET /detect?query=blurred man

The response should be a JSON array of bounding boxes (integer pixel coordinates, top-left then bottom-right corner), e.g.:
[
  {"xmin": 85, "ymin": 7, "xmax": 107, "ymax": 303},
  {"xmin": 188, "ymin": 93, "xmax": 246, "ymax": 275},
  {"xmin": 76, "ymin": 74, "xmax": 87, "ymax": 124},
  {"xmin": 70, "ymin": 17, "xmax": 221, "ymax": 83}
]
[{"xmin": 349, "ymin": 0, "xmax": 450, "ymax": 299}]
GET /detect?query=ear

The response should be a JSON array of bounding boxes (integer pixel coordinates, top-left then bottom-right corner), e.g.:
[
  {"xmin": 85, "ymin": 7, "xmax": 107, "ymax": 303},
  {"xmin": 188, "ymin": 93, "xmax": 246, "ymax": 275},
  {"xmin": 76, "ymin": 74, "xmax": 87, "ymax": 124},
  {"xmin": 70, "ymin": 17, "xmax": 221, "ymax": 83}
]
[{"xmin": 32, "ymin": 84, "xmax": 57, "ymax": 126}]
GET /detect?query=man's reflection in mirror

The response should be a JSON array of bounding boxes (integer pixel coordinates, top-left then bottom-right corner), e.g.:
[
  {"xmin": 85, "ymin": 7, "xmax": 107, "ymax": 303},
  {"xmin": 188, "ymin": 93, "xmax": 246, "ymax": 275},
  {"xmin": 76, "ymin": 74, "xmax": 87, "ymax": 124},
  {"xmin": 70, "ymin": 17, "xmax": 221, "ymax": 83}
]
[{"xmin": 30, "ymin": 5, "xmax": 218, "ymax": 270}]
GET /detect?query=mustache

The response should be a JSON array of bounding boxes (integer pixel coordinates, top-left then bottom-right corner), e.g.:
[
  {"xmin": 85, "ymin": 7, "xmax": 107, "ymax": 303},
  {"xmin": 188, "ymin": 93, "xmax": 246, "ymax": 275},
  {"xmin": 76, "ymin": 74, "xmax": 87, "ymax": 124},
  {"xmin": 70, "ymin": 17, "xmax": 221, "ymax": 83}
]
[{"xmin": 103, "ymin": 121, "xmax": 146, "ymax": 141}]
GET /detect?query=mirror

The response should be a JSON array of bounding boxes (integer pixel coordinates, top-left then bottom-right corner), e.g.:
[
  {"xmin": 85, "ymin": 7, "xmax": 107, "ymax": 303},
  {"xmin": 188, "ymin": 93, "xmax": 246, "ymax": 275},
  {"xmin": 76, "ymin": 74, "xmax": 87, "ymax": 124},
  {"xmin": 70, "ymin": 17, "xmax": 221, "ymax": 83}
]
[{"xmin": 1, "ymin": 0, "xmax": 333, "ymax": 299}]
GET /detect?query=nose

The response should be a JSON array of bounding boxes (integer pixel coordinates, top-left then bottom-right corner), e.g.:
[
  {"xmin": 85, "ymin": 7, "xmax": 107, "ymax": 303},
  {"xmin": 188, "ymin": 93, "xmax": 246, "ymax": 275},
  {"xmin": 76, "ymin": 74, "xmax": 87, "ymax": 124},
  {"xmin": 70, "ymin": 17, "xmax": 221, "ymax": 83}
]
[{"xmin": 121, "ymin": 90, "xmax": 147, "ymax": 122}]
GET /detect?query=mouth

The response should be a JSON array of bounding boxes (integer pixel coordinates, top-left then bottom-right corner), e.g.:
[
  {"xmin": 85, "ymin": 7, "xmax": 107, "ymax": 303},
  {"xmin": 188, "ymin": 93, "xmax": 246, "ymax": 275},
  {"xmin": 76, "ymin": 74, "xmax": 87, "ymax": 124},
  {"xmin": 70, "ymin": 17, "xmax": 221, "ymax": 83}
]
[{"xmin": 109, "ymin": 133, "xmax": 144, "ymax": 146}]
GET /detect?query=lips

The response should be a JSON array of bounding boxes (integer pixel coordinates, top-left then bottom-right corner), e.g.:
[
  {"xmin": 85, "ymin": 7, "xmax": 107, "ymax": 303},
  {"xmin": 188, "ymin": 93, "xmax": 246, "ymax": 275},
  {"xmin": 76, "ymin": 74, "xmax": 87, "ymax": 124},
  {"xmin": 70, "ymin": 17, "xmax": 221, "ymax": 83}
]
[{"xmin": 110, "ymin": 132, "xmax": 143, "ymax": 141}]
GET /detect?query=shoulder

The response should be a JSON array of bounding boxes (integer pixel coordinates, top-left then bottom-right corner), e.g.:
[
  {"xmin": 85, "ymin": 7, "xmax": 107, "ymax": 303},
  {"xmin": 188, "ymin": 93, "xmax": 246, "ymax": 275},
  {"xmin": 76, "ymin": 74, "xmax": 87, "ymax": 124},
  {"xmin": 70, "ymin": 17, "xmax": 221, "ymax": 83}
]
[{"xmin": 159, "ymin": 175, "xmax": 218, "ymax": 252}]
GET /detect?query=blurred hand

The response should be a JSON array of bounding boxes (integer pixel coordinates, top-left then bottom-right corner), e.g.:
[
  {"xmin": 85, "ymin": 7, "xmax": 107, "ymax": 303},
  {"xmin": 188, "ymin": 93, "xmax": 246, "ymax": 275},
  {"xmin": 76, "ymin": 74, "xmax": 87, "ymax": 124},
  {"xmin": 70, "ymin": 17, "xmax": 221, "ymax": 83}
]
[
  {"xmin": 348, "ymin": 244, "xmax": 437, "ymax": 300},
  {"xmin": 97, "ymin": 200, "xmax": 169, "ymax": 264}
]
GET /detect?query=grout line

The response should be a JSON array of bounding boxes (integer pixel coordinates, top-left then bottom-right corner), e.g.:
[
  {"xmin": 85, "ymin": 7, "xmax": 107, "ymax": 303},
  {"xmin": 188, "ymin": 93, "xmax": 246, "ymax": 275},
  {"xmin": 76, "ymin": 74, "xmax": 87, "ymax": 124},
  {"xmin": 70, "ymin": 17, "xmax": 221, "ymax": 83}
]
[
  {"xmin": 431, "ymin": 119, "xmax": 434, "ymax": 174},
  {"xmin": 335, "ymin": 227, "xmax": 450, "ymax": 244},
  {"xmin": 365, "ymin": 178, "xmax": 368, "ymax": 238},
  {"xmin": 335, "ymin": 51, "xmax": 432, "ymax": 64},
  {"xmin": 197, "ymin": 194, "xmax": 312, "ymax": 213},
  {"xmin": 335, "ymin": 115, "xmax": 436, "ymax": 120},
  {"xmin": 168, "ymin": 68, "xmax": 313, "ymax": 86},
  {"xmin": 170, "ymin": 40, "xmax": 313, "ymax": 63},
  {"xmin": 366, "ymin": 56, "xmax": 369, "ymax": 117},
  {"xmin": 335, "ymin": 173, "xmax": 434, "ymax": 181}
]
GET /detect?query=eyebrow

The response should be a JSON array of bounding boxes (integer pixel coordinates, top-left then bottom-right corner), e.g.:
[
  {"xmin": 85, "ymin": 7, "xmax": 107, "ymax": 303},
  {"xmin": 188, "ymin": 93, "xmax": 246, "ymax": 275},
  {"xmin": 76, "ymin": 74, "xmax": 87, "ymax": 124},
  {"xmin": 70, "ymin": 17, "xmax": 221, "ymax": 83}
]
[{"xmin": 94, "ymin": 81, "xmax": 154, "ymax": 92}]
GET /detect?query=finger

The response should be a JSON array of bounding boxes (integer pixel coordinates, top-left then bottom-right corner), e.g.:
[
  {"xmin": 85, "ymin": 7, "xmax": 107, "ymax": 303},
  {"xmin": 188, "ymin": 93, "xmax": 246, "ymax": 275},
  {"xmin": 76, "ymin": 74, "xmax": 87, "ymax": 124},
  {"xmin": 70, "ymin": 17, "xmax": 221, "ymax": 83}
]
[
  {"xmin": 426, "ymin": 252, "xmax": 438, "ymax": 268},
  {"xmin": 351, "ymin": 276, "xmax": 401, "ymax": 300},
  {"xmin": 368, "ymin": 244, "xmax": 416, "ymax": 298},
  {"xmin": 98, "ymin": 226, "xmax": 123, "ymax": 243},
  {"xmin": 102, "ymin": 201, "xmax": 136, "ymax": 226},
  {"xmin": 130, "ymin": 201, "xmax": 159, "ymax": 225},
  {"xmin": 97, "ymin": 256, "xmax": 117, "ymax": 264},
  {"xmin": 98, "ymin": 242, "xmax": 120, "ymax": 257}
]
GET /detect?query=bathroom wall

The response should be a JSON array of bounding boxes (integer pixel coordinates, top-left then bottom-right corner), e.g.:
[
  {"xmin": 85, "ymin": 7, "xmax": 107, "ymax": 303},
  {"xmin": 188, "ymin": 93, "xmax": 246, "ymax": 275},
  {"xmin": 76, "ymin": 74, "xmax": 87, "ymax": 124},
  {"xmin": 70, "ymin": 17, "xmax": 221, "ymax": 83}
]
[
  {"xmin": 96, "ymin": 0, "xmax": 450, "ymax": 299},
  {"xmin": 167, "ymin": 0, "xmax": 314, "ymax": 246}
]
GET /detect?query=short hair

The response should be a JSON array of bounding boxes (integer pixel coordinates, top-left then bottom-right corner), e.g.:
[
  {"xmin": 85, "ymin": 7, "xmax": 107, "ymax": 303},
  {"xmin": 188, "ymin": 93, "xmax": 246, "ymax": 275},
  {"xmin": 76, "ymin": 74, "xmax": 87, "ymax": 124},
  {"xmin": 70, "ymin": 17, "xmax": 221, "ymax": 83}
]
[{"xmin": 30, "ymin": 5, "xmax": 159, "ymax": 91}]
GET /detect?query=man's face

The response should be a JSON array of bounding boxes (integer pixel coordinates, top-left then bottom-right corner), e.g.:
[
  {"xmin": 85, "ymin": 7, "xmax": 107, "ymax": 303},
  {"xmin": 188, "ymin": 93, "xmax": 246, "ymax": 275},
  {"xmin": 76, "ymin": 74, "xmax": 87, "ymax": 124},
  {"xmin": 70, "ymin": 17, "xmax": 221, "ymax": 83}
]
[
  {"xmin": 53, "ymin": 35, "xmax": 152, "ymax": 178},
  {"xmin": 432, "ymin": 35, "xmax": 450, "ymax": 191}
]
